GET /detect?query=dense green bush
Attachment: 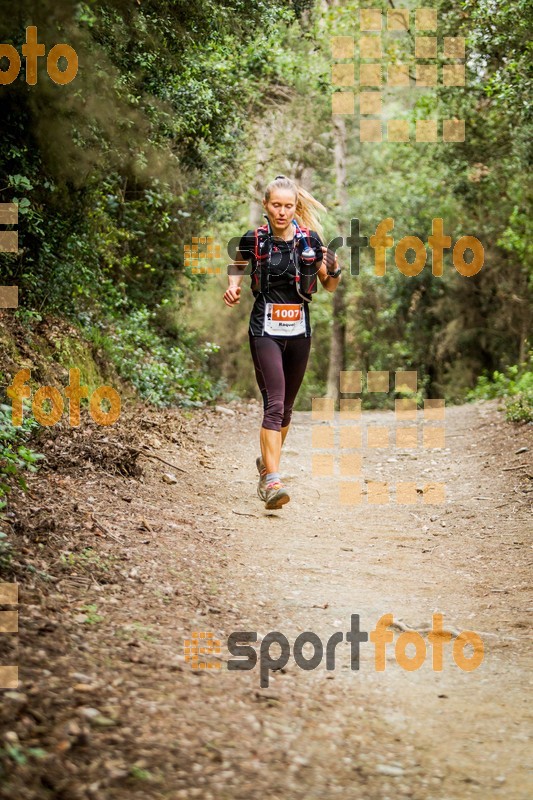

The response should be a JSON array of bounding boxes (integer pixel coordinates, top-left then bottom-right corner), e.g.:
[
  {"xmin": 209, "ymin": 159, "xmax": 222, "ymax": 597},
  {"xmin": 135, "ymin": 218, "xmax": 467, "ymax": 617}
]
[
  {"xmin": 0, "ymin": 403, "xmax": 44, "ymax": 511},
  {"xmin": 505, "ymin": 392, "xmax": 533, "ymax": 424},
  {"xmin": 467, "ymin": 356, "xmax": 533, "ymax": 423},
  {"xmin": 86, "ymin": 308, "xmax": 223, "ymax": 407}
]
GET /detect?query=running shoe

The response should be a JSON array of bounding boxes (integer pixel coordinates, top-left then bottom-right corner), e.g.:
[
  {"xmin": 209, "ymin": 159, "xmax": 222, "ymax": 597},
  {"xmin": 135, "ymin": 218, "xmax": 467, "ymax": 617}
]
[
  {"xmin": 264, "ymin": 480, "xmax": 290, "ymax": 510},
  {"xmin": 256, "ymin": 456, "xmax": 267, "ymax": 501}
]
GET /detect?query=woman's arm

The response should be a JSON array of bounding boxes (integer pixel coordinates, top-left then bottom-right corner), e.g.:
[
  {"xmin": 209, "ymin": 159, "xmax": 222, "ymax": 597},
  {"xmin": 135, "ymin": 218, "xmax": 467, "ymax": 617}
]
[
  {"xmin": 223, "ymin": 251, "xmax": 249, "ymax": 306},
  {"xmin": 317, "ymin": 247, "xmax": 341, "ymax": 292}
]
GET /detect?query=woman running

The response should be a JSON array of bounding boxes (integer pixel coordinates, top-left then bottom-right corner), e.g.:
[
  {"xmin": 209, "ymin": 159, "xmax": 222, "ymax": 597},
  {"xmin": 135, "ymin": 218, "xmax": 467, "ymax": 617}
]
[{"xmin": 223, "ymin": 175, "xmax": 341, "ymax": 510}]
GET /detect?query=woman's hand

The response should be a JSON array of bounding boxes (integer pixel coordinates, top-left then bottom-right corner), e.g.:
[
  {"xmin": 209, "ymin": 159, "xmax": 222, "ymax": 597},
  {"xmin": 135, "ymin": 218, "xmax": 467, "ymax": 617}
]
[
  {"xmin": 322, "ymin": 246, "xmax": 338, "ymax": 273},
  {"xmin": 223, "ymin": 286, "xmax": 241, "ymax": 307},
  {"xmin": 318, "ymin": 247, "xmax": 341, "ymax": 291}
]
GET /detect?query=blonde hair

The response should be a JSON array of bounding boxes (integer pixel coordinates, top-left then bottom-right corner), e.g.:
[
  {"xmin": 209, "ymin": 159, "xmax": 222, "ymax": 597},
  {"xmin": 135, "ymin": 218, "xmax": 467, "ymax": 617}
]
[{"xmin": 264, "ymin": 175, "xmax": 327, "ymax": 240}]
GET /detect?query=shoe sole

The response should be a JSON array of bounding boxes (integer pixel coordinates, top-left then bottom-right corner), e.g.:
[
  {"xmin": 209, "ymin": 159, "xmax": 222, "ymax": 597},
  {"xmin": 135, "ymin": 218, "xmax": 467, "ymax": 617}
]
[{"xmin": 265, "ymin": 490, "xmax": 290, "ymax": 510}]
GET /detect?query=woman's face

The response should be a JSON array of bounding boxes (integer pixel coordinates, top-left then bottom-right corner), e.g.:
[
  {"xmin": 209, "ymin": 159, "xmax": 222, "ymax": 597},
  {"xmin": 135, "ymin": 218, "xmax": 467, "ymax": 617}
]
[{"xmin": 263, "ymin": 188, "xmax": 297, "ymax": 230}]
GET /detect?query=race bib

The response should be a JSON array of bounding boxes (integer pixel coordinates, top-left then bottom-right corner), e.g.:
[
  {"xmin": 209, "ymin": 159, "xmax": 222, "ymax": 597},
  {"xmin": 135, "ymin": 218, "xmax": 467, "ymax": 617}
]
[{"xmin": 264, "ymin": 303, "xmax": 306, "ymax": 336}]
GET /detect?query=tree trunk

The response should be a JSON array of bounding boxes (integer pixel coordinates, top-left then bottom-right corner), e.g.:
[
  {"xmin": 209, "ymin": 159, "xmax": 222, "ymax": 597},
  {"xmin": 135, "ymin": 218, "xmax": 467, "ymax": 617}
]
[{"xmin": 326, "ymin": 115, "xmax": 348, "ymax": 403}]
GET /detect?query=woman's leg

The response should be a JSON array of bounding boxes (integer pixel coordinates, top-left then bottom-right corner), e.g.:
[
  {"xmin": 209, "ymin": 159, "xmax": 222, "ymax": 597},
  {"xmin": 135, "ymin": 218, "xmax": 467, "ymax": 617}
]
[
  {"xmin": 280, "ymin": 337, "xmax": 312, "ymax": 432},
  {"xmin": 249, "ymin": 335, "xmax": 286, "ymax": 474},
  {"xmin": 260, "ymin": 427, "xmax": 282, "ymax": 475}
]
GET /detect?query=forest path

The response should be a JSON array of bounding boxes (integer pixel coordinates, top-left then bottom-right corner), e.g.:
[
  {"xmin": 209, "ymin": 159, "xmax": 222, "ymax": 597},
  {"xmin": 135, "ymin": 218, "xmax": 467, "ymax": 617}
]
[
  {"xmin": 3, "ymin": 400, "xmax": 532, "ymax": 800},
  {"xmin": 193, "ymin": 399, "xmax": 531, "ymax": 800}
]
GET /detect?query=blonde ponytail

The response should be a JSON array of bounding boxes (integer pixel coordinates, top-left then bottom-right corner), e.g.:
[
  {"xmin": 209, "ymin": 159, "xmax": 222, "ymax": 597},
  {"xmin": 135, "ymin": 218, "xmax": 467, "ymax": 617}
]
[{"xmin": 264, "ymin": 175, "xmax": 327, "ymax": 240}]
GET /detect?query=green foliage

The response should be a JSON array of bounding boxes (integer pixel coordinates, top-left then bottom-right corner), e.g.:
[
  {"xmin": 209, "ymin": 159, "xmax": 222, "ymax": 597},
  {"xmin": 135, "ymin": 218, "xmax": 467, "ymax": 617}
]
[
  {"xmin": 86, "ymin": 307, "xmax": 222, "ymax": 407},
  {"xmin": 467, "ymin": 360, "xmax": 533, "ymax": 401},
  {"xmin": 129, "ymin": 765, "xmax": 158, "ymax": 782},
  {"xmin": 0, "ymin": 404, "xmax": 44, "ymax": 512},
  {"xmin": 505, "ymin": 393, "xmax": 533, "ymax": 424},
  {"xmin": 0, "ymin": 744, "xmax": 48, "ymax": 766},
  {"xmin": 0, "ymin": 532, "xmax": 12, "ymax": 571},
  {"xmin": 467, "ymin": 356, "xmax": 533, "ymax": 422},
  {"xmin": 60, "ymin": 548, "xmax": 115, "ymax": 572},
  {"xmin": 79, "ymin": 604, "xmax": 104, "ymax": 625}
]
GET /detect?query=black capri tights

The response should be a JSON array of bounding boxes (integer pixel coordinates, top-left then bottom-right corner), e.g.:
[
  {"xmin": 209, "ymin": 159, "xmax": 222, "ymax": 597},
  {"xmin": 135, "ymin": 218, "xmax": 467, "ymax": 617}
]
[{"xmin": 249, "ymin": 334, "xmax": 311, "ymax": 431}]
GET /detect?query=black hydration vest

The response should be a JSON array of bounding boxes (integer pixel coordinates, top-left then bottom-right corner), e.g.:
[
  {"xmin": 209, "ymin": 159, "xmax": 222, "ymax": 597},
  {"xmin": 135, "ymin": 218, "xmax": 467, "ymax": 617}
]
[{"xmin": 251, "ymin": 223, "xmax": 318, "ymax": 302}]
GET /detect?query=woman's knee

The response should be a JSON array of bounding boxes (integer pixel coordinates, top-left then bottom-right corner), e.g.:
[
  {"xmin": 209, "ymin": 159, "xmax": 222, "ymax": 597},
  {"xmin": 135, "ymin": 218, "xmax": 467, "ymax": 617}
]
[
  {"xmin": 281, "ymin": 406, "xmax": 293, "ymax": 428},
  {"xmin": 263, "ymin": 396, "xmax": 284, "ymax": 431}
]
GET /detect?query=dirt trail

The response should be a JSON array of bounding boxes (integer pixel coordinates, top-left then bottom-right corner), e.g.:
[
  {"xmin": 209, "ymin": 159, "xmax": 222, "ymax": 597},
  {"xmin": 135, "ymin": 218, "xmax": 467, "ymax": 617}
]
[{"xmin": 1, "ymin": 399, "xmax": 531, "ymax": 800}]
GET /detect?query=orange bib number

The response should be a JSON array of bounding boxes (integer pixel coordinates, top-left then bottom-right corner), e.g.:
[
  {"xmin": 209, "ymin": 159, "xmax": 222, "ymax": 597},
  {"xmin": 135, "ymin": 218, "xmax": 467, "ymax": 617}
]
[{"xmin": 264, "ymin": 303, "xmax": 306, "ymax": 336}]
